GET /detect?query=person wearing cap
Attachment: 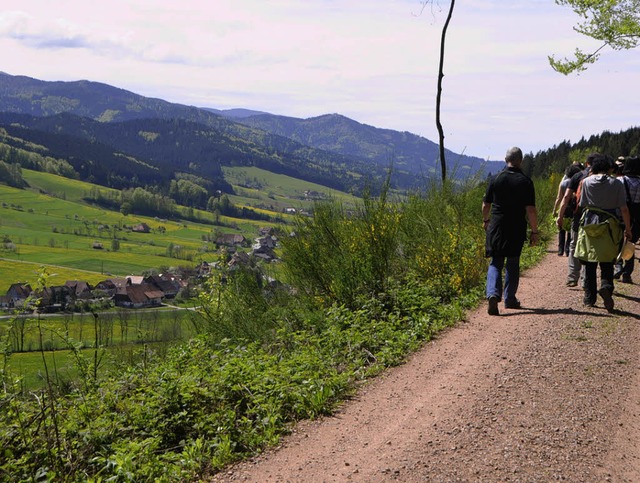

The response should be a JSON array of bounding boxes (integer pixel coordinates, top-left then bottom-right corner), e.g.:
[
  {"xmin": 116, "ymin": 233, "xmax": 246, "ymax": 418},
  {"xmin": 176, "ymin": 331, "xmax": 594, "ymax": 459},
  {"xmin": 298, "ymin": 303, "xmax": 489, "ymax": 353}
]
[{"xmin": 482, "ymin": 147, "xmax": 539, "ymax": 316}]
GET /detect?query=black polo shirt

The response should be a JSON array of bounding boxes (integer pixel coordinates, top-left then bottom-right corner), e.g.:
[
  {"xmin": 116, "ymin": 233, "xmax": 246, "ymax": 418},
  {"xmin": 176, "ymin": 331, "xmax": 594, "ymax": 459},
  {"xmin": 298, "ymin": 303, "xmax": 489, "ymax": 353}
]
[{"xmin": 483, "ymin": 167, "xmax": 535, "ymax": 257}]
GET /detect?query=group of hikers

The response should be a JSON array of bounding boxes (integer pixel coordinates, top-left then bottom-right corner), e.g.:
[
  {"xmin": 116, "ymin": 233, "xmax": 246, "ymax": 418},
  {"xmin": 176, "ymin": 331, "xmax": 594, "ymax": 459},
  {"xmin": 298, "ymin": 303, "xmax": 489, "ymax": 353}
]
[{"xmin": 482, "ymin": 147, "xmax": 639, "ymax": 316}]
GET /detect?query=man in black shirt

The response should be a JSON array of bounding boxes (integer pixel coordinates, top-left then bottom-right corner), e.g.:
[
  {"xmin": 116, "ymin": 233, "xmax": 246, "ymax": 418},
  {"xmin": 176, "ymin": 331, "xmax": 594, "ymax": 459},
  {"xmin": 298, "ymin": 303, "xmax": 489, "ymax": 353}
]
[{"xmin": 482, "ymin": 147, "xmax": 539, "ymax": 316}]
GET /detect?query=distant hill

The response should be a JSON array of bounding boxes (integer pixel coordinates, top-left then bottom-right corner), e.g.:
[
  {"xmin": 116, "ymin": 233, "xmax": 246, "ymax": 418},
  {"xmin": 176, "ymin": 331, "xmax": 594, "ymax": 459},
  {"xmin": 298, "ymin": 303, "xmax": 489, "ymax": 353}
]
[
  {"xmin": 203, "ymin": 108, "xmax": 269, "ymax": 119},
  {"xmin": 232, "ymin": 112, "xmax": 501, "ymax": 180},
  {"xmin": 0, "ymin": 71, "xmax": 500, "ymax": 195}
]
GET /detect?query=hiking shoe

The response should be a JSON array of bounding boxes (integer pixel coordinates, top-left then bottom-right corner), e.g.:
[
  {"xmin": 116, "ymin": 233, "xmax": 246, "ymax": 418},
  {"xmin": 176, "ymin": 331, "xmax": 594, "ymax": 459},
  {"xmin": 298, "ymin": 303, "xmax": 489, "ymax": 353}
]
[
  {"xmin": 504, "ymin": 299, "xmax": 521, "ymax": 309},
  {"xmin": 487, "ymin": 296, "xmax": 500, "ymax": 316},
  {"xmin": 598, "ymin": 287, "xmax": 615, "ymax": 313},
  {"xmin": 566, "ymin": 280, "xmax": 578, "ymax": 287},
  {"xmin": 621, "ymin": 274, "xmax": 633, "ymax": 284}
]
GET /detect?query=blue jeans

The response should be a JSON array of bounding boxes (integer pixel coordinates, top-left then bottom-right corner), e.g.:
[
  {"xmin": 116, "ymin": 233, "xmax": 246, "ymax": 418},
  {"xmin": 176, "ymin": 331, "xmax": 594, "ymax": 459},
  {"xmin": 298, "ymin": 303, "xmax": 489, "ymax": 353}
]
[{"xmin": 486, "ymin": 256, "xmax": 520, "ymax": 303}]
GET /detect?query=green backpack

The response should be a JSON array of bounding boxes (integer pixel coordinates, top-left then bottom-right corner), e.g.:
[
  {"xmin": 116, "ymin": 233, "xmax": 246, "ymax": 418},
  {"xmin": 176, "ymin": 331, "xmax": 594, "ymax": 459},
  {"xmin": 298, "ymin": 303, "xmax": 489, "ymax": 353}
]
[{"xmin": 574, "ymin": 207, "xmax": 623, "ymax": 263}]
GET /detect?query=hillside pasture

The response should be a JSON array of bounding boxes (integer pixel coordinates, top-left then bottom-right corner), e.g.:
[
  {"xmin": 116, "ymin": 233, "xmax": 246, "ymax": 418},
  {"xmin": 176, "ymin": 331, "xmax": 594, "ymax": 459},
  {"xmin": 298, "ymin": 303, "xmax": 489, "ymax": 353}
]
[
  {"xmin": 22, "ymin": 169, "xmax": 121, "ymax": 204},
  {"xmin": 223, "ymin": 165, "xmax": 359, "ymax": 212},
  {"xmin": 1, "ymin": 167, "xmax": 352, "ymax": 293},
  {"xmin": 0, "ymin": 181, "xmax": 217, "ymax": 291}
]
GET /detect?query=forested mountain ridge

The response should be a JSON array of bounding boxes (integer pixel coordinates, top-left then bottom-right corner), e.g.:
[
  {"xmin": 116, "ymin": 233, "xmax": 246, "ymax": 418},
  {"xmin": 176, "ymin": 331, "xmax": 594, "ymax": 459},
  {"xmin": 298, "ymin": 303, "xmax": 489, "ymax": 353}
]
[
  {"xmin": 233, "ymin": 112, "xmax": 497, "ymax": 180},
  {"xmin": 0, "ymin": 111, "xmax": 373, "ymax": 194}
]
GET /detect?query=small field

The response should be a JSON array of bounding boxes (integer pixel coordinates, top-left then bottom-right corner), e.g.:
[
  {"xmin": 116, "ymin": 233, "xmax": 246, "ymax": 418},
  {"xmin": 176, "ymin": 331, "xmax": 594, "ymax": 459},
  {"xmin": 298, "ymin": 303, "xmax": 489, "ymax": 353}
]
[{"xmin": 1, "ymin": 307, "xmax": 198, "ymax": 390}]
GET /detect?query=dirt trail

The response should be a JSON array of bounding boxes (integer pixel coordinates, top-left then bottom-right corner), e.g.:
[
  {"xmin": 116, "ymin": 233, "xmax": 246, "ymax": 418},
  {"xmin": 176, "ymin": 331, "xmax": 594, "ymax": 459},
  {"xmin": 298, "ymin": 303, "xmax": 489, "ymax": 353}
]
[{"xmin": 214, "ymin": 247, "xmax": 640, "ymax": 482}]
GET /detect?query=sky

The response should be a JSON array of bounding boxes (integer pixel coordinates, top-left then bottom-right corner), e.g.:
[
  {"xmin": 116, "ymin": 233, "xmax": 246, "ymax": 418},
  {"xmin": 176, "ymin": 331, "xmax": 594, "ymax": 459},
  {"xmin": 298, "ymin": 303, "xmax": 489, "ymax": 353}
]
[{"xmin": 1, "ymin": 0, "xmax": 639, "ymax": 161}]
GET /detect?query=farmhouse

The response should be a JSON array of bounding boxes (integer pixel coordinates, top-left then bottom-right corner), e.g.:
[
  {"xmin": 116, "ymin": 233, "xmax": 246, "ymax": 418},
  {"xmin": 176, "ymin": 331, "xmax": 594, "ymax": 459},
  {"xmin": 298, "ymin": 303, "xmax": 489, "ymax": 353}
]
[
  {"xmin": 5, "ymin": 283, "xmax": 33, "ymax": 308},
  {"xmin": 114, "ymin": 283, "xmax": 164, "ymax": 308},
  {"xmin": 143, "ymin": 274, "xmax": 182, "ymax": 299},
  {"xmin": 132, "ymin": 223, "xmax": 151, "ymax": 233},
  {"xmin": 0, "ymin": 295, "xmax": 11, "ymax": 309},
  {"xmin": 126, "ymin": 275, "xmax": 145, "ymax": 285},
  {"xmin": 228, "ymin": 251, "xmax": 251, "ymax": 268},
  {"xmin": 253, "ymin": 235, "xmax": 277, "ymax": 250},
  {"xmin": 196, "ymin": 261, "xmax": 212, "ymax": 278},
  {"xmin": 65, "ymin": 280, "xmax": 93, "ymax": 298},
  {"xmin": 216, "ymin": 233, "xmax": 246, "ymax": 247},
  {"xmin": 36, "ymin": 285, "xmax": 73, "ymax": 312}
]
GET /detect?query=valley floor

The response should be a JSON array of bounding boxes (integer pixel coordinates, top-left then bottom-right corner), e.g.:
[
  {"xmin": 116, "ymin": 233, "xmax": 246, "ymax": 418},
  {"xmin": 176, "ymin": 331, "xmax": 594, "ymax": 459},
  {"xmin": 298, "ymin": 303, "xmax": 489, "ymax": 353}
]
[{"xmin": 213, "ymin": 245, "xmax": 640, "ymax": 482}]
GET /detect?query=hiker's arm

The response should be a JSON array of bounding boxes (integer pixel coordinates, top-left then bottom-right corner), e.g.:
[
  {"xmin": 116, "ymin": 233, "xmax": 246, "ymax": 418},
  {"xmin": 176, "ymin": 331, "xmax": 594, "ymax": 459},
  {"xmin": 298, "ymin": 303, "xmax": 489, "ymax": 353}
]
[
  {"xmin": 620, "ymin": 205, "xmax": 633, "ymax": 239},
  {"xmin": 556, "ymin": 188, "xmax": 574, "ymax": 230},
  {"xmin": 526, "ymin": 205, "xmax": 539, "ymax": 246},
  {"xmin": 553, "ymin": 183, "xmax": 565, "ymax": 216},
  {"xmin": 482, "ymin": 202, "xmax": 491, "ymax": 230}
]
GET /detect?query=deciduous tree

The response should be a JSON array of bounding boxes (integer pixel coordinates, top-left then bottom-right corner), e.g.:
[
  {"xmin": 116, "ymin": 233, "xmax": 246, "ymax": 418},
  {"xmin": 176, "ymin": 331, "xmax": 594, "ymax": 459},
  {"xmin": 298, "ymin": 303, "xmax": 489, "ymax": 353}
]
[{"xmin": 550, "ymin": 0, "xmax": 640, "ymax": 74}]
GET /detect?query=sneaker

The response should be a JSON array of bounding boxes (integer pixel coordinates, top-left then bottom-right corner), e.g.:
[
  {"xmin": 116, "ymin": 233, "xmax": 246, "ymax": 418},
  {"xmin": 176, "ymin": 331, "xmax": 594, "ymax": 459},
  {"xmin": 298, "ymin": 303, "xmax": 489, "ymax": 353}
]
[
  {"xmin": 487, "ymin": 296, "xmax": 500, "ymax": 316},
  {"xmin": 621, "ymin": 274, "xmax": 633, "ymax": 284},
  {"xmin": 504, "ymin": 299, "xmax": 521, "ymax": 309},
  {"xmin": 566, "ymin": 280, "xmax": 578, "ymax": 287},
  {"xmin": 598, "ymin": 287, "xmax": 615, "ymax": 313},
  {"xmin": 583, "ymin": 299, "xmax": 596, "ymax": 307},
  {"xmin": 613, "ymin": 271, "xmax": 623, "ymax": 280}
]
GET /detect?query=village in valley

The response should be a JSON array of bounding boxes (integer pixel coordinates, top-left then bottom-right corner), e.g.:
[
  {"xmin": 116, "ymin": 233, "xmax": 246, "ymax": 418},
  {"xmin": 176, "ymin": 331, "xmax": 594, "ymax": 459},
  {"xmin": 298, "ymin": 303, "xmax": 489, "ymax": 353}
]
[{"xmin": 0, "ymin": 226, "xmax": 282, "ymax": 313}]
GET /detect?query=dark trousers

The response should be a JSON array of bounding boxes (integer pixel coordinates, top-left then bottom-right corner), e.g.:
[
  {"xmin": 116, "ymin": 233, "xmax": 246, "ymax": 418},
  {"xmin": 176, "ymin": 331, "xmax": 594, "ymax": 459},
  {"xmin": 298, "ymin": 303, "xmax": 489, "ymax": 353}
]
[
  {"xmin": 583, "ymin": 261, "xmax": 614, "ymax": 304},
  {"xmin": 614, "ymin": 256, "xmax": 635, "ymax": 277},
  {"xmin": 558, "ymin": 229, "xmax": 571, "ymax": 255}
]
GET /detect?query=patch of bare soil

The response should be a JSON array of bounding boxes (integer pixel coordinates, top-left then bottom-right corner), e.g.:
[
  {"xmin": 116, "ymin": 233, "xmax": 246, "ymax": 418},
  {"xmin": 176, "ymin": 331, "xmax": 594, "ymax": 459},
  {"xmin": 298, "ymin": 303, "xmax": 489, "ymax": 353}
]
[{"xmin": 213, "ymin": 246, "xmax": 640, "ymax": 482}]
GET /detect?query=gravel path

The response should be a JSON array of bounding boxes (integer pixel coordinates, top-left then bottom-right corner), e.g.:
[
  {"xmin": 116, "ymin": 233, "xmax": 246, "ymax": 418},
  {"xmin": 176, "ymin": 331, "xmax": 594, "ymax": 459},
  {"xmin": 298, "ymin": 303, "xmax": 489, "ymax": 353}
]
[{"xmin": 214, "ymin": 246, "xmax": 640, "ymax": 482}]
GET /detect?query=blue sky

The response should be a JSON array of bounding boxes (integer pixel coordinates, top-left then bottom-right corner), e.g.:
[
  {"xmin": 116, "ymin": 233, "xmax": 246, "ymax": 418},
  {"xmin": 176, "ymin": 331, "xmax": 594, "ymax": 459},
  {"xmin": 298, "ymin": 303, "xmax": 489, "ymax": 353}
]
[{"xmin": 2, "ymin": 0, "xmax": 639, "ymax": 160}]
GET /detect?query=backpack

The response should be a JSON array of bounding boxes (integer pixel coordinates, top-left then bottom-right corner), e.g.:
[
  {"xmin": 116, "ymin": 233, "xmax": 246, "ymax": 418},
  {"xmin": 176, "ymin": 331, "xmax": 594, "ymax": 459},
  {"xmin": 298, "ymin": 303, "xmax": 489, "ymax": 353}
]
[{"xmin": 574, "ymin": 207, "xmax": 623, "ymax": 262}]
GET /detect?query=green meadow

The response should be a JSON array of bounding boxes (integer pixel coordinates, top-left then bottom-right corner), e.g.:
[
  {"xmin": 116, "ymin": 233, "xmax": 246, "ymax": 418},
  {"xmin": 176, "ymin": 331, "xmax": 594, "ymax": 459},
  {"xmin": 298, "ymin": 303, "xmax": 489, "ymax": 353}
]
[
  {"xmin": 0, "ymin": 308, "xmax": 197, "ymax": 390},
  {"xmin": 0, "ymin": 308, "xmax": 195, "ymax": 353},
  {"xmin": 0, "ymin": 168, "xmax": 357, "ymax": 293},
  {"xmin": 0, "ymin": 171, "xmax": 257, "ymax": 292},
  {"xmin": 223, "ymin": 165, "xmax": 360, "ymax": 212}
]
